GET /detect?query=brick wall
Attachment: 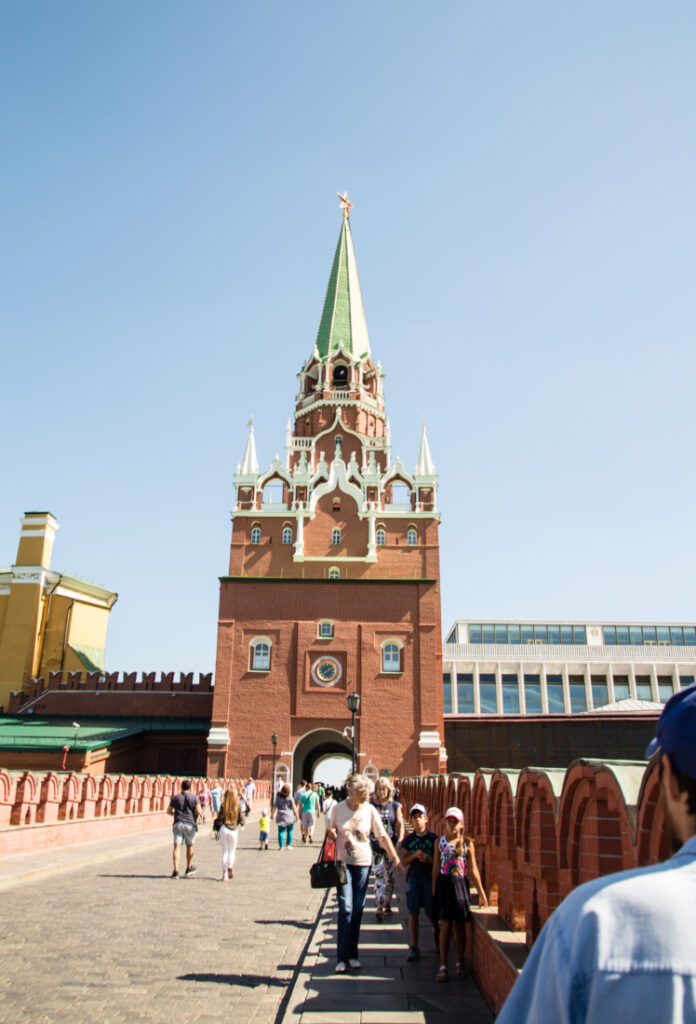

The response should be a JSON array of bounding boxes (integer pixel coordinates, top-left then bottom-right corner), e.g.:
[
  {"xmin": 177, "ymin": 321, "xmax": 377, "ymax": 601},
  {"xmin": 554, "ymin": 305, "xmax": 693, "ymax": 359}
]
[
  {"xmin": 6, "ymin": 671, "xmax": 214, "ymax": 717},
  {"xmin": 399, "ymin": 757, "xmax": 663, "ymax": 1014},
  {"xmin": 0, "ymin": 770, "xmax": 271, "ymax": 856}
]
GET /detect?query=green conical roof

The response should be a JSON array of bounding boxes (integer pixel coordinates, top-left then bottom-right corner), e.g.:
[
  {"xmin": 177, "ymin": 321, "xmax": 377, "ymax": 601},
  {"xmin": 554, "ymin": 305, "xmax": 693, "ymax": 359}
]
[{"xmin": 315, "ymin": 215, "xmax": 371, "ymax": 362}]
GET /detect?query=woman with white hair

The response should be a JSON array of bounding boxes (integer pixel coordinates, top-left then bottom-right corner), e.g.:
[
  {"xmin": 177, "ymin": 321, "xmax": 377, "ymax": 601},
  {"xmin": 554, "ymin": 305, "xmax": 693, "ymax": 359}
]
[{"xmin": 325, "ymin": 773, "xmax": 404, "ymax": 973}]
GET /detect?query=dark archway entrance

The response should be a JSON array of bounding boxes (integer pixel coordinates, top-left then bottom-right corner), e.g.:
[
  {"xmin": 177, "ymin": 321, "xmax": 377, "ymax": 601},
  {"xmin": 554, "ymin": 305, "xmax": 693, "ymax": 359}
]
[{"xmin": 293, "ymin": 728, "xmax": 352, "ymax": 787}]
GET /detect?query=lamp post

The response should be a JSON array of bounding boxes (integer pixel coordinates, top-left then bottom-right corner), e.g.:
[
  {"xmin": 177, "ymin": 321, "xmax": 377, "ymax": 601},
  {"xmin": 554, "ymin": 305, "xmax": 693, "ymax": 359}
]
[
  {"xmin": 346, "ymin": 692, "xmax": 360, "ymax": 773},
  {"xmin": 271, "ymin": 733, "xmax": 278, "ymax": 793}
]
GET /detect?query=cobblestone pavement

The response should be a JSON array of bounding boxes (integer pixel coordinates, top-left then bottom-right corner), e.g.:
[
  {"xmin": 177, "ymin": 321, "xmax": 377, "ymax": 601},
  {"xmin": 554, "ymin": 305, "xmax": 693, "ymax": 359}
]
[
  {"xmin": 0, "ymin": 815, "xmax": 327, "ymax": 1024},
  {"xmin": 0, "ymin": 816, "xmax": 495, "ymax": 1024}
]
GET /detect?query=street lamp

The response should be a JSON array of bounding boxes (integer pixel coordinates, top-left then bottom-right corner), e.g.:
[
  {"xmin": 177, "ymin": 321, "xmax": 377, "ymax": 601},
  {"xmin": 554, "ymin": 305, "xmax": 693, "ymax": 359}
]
[
  {"xmin": 271, "ymin": 733, "xmax": 279, "ymax": 793},
  {"xmin": 346, "ymin": 692, "xmax": 360, "ymax": 773}
]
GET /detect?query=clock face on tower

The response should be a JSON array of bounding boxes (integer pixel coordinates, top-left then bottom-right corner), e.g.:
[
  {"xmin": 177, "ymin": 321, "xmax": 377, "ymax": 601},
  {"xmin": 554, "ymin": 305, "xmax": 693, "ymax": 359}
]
[{"xmin": 311, "ymin": 655, "xmax": 343, "ymax": 687}]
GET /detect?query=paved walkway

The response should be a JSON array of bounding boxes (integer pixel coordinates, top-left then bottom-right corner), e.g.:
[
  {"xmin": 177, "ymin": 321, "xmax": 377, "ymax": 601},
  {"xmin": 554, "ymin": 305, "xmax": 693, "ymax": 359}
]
[{"xmin": 0, "ymin": 814, "xmax": 493, "ymax": 1024}]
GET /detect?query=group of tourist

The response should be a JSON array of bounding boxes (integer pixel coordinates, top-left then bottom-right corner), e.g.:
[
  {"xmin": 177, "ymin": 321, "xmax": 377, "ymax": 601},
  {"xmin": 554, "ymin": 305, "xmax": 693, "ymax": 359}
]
[
  {"xmin": 169, "ymin": 684, "xmax": 696, "ymax": 1019},
  {"xmin": 324, "ymin": 772, "xmax": 488, "ymax": 979},
  {"xmin": 167, "ymin": 776, "xmax": 258, "ymax": 880}
]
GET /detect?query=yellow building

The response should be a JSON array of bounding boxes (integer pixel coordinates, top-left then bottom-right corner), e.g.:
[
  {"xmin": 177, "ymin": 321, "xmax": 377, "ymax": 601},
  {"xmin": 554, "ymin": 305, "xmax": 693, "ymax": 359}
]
[{"xmin": 0, "ymin": 512, "xmax": 118, "ymax": 710}]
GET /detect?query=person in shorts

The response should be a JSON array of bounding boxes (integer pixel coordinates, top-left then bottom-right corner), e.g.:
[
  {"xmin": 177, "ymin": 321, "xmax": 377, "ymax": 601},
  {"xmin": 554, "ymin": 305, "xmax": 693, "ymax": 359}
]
[
  {"xmin": 300, "ymin": 783, "xmax": 320, "ymax": 843},
  {"xmin": 259, "ymin": 809, "xmax": 270, "ymax": 850},
  {"xmin": 168, "ymin": 779, "xmax": 201, "ymax": 878},
  {"xmin": 399, "ymin": 803, "xmax": 438, "ymax": 962}
]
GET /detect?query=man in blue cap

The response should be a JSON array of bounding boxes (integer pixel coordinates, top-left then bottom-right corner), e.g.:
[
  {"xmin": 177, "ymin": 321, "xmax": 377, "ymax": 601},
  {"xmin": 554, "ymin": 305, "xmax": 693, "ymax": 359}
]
[{"xmin": 497, "ymin": 684, "xmax": 696, "ymax": 1024}]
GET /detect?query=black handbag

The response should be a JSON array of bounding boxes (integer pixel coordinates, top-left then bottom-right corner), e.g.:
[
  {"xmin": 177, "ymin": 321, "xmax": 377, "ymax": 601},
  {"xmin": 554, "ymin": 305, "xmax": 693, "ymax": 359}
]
[{"xmin": 310, "ymin": 835, "xmax": 347, "ymax": 889}]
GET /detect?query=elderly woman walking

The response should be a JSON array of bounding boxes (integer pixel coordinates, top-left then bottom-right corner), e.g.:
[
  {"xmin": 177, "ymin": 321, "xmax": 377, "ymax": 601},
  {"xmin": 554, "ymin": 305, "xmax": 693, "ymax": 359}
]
[
  {"xmin": 325, "ymin": 773, "xmax": 404, "ymax": 973},
  {"xmin": 371, "ymin": 777, "xmax": 404, "ymax": 921}
]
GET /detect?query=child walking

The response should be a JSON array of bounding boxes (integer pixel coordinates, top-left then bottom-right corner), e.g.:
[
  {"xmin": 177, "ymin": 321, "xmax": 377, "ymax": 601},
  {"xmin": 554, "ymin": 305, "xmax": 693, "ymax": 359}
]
[
  {"xmin": 259, "ymin": 809, "xmax": 270, "ymax": 850},
  {"xmin": 399, "ymin": 803, "xmax": 439, "ymax": 962},
  {"xmin": 432, "ymin": 806, "xmax": 488, "ymax": 981}
]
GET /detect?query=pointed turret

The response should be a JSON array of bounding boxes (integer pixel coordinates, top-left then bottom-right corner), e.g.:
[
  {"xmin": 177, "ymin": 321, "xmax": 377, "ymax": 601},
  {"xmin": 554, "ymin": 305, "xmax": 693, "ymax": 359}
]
[
  {"xmin": 239, "ymin": 419, "xmax": 259, "ymax": 476},
  {"xmin": 315, "ymin": 206, "xmax": 370, "ymax": 362},
  {"xmin": 415, "ymin": 421, "xmax": 436, "ymax": 478}
]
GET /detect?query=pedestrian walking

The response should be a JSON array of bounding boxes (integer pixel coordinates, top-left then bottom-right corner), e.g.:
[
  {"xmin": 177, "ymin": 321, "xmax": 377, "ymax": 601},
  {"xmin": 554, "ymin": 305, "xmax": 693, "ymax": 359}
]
[
  {"xmin": 432, "ymin": 807, "xmax": 488, "ymax": 982},
  {"xmin": 242, "ymin": 777, "xmax": 256, "ymax": 811},
  {"xmin": 325, "ymin": 773, "xmax": 404, "ymax": 973},
  {"xmin": 259, "ymin": 808, "xmax": 270, "ymax": 850},
  {"xmin": 371, "ymin": 777, "xmax": 404, "ymax": 921},
  {"xmin": 271, "ymin": 783, "xmax": 299, "ymax": 850},
  {"xmin": 497, "ymin": 683, "xmax": 696, "ymax": 1023},
  {"xmin": 209, "ymin": 782, "xmax": 223, "ymax": 817},
  {"xmin": 215, "ymin": 787, "xmax": 246, "ymax": 881},
  {"xmin": 299, "ymin": 783, "xmax": 320, "ymax": 843},
  {"xmin": 167, "ymin": 779, "xmax": 201, "ymax": 878},
  {"xmin": 399, "ymin": 803, "xmax": 439, "ymax": 962},
  {"xmin": 198, "ymin": 785, "xmax": 209, "ymax": 823}
]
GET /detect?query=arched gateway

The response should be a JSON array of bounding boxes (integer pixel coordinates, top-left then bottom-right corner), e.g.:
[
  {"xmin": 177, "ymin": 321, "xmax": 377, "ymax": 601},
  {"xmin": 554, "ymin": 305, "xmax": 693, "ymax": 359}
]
[{"xmin": 207, "ymin": 199, "xmax": 445, "ymax": 781}]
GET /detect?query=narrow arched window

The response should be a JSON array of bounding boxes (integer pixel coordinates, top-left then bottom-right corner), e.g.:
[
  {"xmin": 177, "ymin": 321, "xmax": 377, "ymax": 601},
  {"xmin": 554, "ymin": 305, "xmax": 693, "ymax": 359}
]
[
  {"xmin": 250, "ymin": 638, "xmax": 271, "ymax": 671},
  {"xmin": 382, "ymin": 642, "xmax": 401, "ymax": 673},
  {"xmin": 282, "ymin": 525, "xmax": 293, "ymax": 544},
  {"xmin": 332, "ymin": 528, "xmax": 341, "ymax": 545},
  {"xmin": 376, "ymin": 526, "xmax": 386, "ymax": 546},
  {"xmin": 407, "ymin": 527, "xmax": 417, "ymax": 546},
  {"xmin": 328, "ymin": 567, "xmax": 340, "ymax": 580},
  {"xmin": 250, "ymin": 525, "xmax": 261, "ymax": 544}
]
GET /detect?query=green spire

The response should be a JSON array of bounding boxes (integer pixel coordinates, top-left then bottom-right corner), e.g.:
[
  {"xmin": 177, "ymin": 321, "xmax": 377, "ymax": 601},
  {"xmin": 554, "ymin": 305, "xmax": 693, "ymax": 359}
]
[{"xmin": 315, "ymin": 214, "xmax": 371, "ymax": 362}]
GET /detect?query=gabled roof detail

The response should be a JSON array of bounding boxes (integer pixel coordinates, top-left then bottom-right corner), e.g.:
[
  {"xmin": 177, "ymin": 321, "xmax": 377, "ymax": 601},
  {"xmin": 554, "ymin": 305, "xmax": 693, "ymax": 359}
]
[
  {"xmin": 315, "ymin": 213, "xmax": 371, "ymax": 362},
  {"xmin": 415, "ymin": 422, "xmax": 436, "ymax": 478}
]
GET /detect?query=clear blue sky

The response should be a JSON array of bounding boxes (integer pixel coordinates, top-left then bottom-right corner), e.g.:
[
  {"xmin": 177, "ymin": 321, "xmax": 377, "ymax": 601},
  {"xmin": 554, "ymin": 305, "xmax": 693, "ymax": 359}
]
[{"xmin": 2, "ymin": 3, "xmax": 695, "ymax": 673}]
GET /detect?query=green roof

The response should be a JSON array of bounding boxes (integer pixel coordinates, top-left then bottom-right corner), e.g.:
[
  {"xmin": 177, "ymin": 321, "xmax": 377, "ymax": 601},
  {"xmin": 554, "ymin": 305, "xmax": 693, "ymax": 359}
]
[
  {"xmin": 0, "ymin": 716, "xmax": 209, "ymax": 751},
  {"xmin": 315, "ymin": 215, "xmax": 371, "ymax": 362}
]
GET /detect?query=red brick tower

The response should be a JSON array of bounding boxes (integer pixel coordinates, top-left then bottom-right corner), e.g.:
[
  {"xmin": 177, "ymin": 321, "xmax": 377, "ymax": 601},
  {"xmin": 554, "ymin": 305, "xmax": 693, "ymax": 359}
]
[{"xmin": 207, "ymin": 198, "xmax": 444, "ymax": 785}]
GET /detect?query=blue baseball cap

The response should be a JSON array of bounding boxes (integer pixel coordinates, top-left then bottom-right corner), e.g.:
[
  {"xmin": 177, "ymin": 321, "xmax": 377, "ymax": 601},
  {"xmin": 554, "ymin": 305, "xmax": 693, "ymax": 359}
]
[{"xmin": 645, "ymin": 683, "xmax": 696, "ymax": 777}]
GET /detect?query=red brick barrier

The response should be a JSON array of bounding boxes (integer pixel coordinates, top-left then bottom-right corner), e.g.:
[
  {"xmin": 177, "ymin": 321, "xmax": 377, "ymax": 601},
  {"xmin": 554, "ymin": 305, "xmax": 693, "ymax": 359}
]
[
  {"xmin": 0, "ymin": 771, "xmax": 271, "ymax": 856},
  {"xmin": 398, "ymin": 758, "xmax": 661, "ymax": 1015}
]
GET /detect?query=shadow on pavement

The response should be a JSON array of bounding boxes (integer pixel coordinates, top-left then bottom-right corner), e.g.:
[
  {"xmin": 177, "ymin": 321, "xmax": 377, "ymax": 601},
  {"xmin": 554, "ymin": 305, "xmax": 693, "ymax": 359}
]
[
  {"xmin": 255, "ymin": 919, "xmax": 313, "ymax": 929},
  {"xmin": 178, "ymin": 972, "xmax": 288, "ymax": 989}
]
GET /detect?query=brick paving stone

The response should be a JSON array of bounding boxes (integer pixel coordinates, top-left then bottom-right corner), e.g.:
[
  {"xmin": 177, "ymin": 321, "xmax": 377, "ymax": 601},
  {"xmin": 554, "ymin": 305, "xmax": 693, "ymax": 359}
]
[{"xmin": 0, "ymin": 814, "xmax": 325, "ymax": 1024}]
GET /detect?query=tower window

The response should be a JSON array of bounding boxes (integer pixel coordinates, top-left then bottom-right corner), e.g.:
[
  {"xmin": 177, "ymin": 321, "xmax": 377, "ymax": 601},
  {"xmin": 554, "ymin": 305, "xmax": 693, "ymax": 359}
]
[
  {"xmin": 376, "ymin": 527, "xmax": 386, "ymax": 546},
  {"xmin": 318, "ymin": 620, "xmax": 334, "ymax": 638},
  {"xmin": 331, "ymin": 528, "xmax": 341, "ymax": 545},
  {"xmin": 250, "ymin": 525, "xmax": 261, "ymax": 544},
  {"xmin": 328, "ymin": 567, "xmax": 340, "ymax": 580},
  {"xmin": 282, "ymin": 525, "xmax": 293, "ymax": 544},
  {"xmin": 381, "ymin": 641, "xmax": 402, "ymax": 673},
  {"xmin": 250, "ymin": 637, "xmax": 272, "ymax": 671},
  {"xmin": 407, "ymin": 527, "xmax": 417, "ymax": 546}
]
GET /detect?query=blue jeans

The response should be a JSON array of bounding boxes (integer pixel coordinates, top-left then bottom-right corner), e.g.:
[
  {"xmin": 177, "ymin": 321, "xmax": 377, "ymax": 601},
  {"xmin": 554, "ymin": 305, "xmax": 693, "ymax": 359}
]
[
  {"xmin": 278, "ymin": 824, "xmax": 294, "ymax": 847},
  {"xmin": 337, "ymin": 864, "xmax": 371, "ymax": 962}
]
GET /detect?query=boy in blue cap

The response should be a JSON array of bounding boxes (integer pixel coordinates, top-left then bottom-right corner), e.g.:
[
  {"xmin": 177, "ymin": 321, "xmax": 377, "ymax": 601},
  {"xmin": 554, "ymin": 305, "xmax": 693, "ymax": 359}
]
[{"xmin": 498, "ymin": 683, "xmax": 696, "ymax": 1024}]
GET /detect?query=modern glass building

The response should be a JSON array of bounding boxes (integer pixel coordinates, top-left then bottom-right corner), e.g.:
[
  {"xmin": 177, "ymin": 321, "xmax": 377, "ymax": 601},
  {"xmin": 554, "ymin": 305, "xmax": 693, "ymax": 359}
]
[{"xmin": 443, "ymin": 619, "xmax": 696, "ymax": 716}]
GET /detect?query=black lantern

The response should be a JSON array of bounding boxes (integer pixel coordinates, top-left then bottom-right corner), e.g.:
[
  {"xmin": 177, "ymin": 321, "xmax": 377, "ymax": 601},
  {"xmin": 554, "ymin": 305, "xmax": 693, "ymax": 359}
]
[
  {"xmin": 271, "ymin": 733, "xmax": 279, "ymax": 793},
  {"xmin": 346, "ymin": 692, "xmax": 361, "ymax": 772}
]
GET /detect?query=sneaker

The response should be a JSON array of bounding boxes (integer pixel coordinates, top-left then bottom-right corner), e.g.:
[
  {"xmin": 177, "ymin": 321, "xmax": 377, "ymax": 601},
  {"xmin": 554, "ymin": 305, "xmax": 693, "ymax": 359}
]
[
  {"xmin": 170, "ymin": 871, "xmax": 179, "ymax": 879},
  {"xmin": 407, "ymin": 947, "xmax": 420, "ymax": 962},
  {"xmin": 286, "ymin": 845, "xmax": 293, "ymax": 850},
  {"xmin": 335, "ymin": 961, "xmax": 347, "ymax": 974},
  {"xmin": 348, "ymin": 959, "xmax": 361, "ymax": 970},
  {"xmin": 221, "ymin": 873, "xmax": 228, "ymax": 882},
  {"xmin": 184, "ymin": 866, "xmax": 197, "ymax": 877}
]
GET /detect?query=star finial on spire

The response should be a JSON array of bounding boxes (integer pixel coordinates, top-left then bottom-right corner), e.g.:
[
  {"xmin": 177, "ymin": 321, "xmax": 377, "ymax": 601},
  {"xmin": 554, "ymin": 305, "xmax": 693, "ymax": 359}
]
[{"xmin": 337, "ymin": 191, "xmax": 353, "ymax": 219}]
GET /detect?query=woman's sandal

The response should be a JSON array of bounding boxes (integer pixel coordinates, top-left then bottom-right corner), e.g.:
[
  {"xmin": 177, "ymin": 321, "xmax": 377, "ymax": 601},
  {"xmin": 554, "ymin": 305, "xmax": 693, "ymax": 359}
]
[{"xmin": 436, "ymin": 965, "xmax": 448, "ymax": 982}]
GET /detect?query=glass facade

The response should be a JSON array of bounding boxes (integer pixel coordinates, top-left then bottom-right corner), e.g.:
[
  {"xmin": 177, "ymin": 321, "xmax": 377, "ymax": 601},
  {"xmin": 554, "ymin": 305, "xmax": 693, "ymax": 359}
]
[
  {"xmin": 636, "ymin": 676, "xmax": 653, "ymax": 701},
  {"xmin": 546, "ymin": 674, "xmax": 564, "ymax": 713},
  {"xmin": 479, "ymin": 674, "xmax": 497, "ymax": 713},
  {"xmin": 613, "ymin": 675, "xmax": 630, "ymax": 702},
  {"xmin": 502, "ymin": 674, "xmax": 519, "ymax": 713},
  {"xmin": 457, "ymin": 673, "xmax": 475, "ymax": 713},
  {"xmin": 467, "ymin": 623, "xmax": 587, "ymax": 645},
  {"xmin": 603, "ymin": 624, "xmax": 696, "ymax": 646},
  {"xmin": 443, "ymin": 673, "xmax": 452, "ymax": 714},
  {"xmin": 591, "ymin": 676, "xmax": 608, "ymax": 709}
]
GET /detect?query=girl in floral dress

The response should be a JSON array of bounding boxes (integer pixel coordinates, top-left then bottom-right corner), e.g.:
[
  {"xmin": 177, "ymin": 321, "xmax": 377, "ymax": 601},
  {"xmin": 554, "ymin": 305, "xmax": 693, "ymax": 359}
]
[{"xmin": 432, "ymin": 806, "xmax": 488, "ymax": 981}]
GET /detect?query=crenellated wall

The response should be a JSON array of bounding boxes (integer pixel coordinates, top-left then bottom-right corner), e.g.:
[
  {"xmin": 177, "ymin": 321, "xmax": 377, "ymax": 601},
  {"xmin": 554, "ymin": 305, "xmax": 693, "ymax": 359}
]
[
  {"xmin": 6, "ymin": 671, "xmax": 214, "ymax": 717},
  {"xmin": 399, "ymin": 758, "xmax": 666, "ymax": 1015},
  {"xmin": 0, "ymin": 770, "xmax": 270, "ymax": 856}
]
